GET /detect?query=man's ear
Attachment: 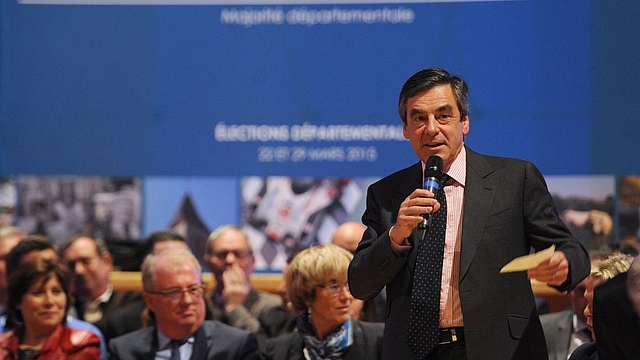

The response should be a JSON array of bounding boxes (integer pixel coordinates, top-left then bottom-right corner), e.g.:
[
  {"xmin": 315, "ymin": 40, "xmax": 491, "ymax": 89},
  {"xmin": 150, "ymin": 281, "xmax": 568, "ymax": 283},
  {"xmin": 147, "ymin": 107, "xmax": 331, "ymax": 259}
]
[{"xmin": 102, "ymin": 251, "xmax": 114, "ymax": 269}]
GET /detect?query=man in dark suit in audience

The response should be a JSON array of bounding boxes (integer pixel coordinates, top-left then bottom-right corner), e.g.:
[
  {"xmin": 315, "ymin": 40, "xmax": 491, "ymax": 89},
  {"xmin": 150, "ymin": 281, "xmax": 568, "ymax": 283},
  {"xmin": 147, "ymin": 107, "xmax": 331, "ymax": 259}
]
[
  {"xmin": 540, "ymin": 278, "xmax": 592, "ymax": 360},
  {"xmin": 62, "ymin": 234, "xmax": 141, "ymax": 336},
  {"xmin": 99, "ymin": 230, "xmax": 192, "ymax": 341},
  {"xmin": 108, "ymin": 248, "xmax": 260, "ymax": 360}
]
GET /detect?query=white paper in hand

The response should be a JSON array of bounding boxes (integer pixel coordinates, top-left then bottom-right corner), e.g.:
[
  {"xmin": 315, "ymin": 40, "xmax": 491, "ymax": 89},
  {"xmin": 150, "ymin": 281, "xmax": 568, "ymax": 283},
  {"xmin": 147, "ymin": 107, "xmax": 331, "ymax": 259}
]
[{"xmin": 500, "ymin": 245, "xmax": 556, "ymax": 273}]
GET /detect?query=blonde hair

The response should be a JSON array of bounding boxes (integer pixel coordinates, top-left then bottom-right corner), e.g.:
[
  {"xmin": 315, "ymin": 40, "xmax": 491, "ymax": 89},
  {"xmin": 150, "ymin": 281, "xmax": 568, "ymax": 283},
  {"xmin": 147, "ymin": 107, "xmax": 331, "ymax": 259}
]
[
  {"xmin": 591, "ymin": 253, "xmax": 635, "ymax": 282},
  {"xmin": 285, "ymin": 244, "xmax": 353, "ymax": 314}
]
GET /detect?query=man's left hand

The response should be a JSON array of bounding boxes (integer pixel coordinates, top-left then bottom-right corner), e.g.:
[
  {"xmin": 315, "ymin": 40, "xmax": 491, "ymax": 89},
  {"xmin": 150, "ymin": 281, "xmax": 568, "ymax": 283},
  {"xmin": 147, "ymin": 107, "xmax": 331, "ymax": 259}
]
[{"xmin": 527, "ymin": 251, "xmax": 569, "ymax": 287}]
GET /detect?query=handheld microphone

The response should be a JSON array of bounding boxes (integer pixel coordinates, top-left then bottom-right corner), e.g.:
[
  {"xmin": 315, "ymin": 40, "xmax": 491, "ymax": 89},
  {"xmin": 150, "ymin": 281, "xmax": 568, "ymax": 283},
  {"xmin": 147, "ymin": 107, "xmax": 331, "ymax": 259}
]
[{"xmin": 418, "ymin": 155, "xmax": 444, "ymax": 231}]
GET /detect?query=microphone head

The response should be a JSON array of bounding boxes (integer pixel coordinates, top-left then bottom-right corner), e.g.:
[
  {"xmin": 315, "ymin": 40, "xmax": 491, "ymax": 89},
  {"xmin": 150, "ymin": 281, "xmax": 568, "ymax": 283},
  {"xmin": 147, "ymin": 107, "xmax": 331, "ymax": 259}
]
[{"xmin": 425, "ymin": 155, "xmax": 444, "ymax": 180}]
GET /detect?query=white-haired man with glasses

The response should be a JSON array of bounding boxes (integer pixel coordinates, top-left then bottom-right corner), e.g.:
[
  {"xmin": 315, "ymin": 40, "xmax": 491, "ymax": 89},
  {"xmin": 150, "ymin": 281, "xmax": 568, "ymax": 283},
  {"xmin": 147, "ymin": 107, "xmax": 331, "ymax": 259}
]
[{"xmin": 108, "ymin": 248, "xmax": 260, "ymax": 360}]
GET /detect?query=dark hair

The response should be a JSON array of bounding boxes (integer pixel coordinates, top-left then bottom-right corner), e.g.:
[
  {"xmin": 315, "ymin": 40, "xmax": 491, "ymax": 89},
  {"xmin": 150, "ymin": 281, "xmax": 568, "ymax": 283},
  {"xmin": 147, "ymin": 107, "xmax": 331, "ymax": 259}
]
[
  {"xmin": 63, "ymin": 234, "xmax": 109, "ymax": 255},
  {"xmin": 398, "ymin": 67, "xmax": 469, "ymax": 124},
  {"xmin": 140, "ymin": 229, "xmax": 187, "ymax": 258},
  {"xmin": 7, "ymin": 257, "xmax": 71, "ymax": 322},
  {"xmin": 6, "ymin": 235, "xmax": 56, "ymax": 277}
]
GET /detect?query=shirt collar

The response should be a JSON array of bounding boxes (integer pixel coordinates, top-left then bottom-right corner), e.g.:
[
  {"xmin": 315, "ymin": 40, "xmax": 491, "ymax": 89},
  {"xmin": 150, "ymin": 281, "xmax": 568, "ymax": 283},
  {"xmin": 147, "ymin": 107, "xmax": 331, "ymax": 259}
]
[
  {"xmin": 420, "ymin": 146, "xmax": 467, "ymax": 187},
  {"xmin": 157, "ymin": 331, "xmax": 195, "ymax": 350},
  {"xmin": 87, "ymin": 283, "xmax": 113, "ymax": 310}
]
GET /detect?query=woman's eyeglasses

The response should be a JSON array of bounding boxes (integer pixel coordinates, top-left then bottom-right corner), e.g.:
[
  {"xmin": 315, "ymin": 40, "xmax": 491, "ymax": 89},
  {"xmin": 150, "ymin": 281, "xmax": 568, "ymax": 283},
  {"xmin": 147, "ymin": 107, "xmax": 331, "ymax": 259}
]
[{"xmin": 317, "ymin": 281, "xmax": 350, "ymax": 297}]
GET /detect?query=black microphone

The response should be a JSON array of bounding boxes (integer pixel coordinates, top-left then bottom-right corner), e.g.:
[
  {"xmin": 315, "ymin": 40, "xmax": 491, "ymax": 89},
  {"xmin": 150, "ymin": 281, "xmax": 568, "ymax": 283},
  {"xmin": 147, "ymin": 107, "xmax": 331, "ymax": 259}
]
[{"xmin": 418, "ymin": 155, "xmax": 444, "ymax": 231}]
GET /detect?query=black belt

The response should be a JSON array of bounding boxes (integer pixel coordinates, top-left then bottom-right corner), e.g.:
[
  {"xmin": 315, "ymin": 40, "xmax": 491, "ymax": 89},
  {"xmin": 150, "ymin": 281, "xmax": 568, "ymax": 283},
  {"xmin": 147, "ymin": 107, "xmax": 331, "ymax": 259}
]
[{"xmin": 439, "ymin": 327, "xmax": 465, "ymax": 345}]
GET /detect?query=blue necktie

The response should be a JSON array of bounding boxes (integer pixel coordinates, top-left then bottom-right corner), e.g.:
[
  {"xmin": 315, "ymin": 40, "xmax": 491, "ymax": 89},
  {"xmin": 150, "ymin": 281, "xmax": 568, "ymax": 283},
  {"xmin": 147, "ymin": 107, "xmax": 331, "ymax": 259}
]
[
  {"xmin": 408, "ymin": 179, "xmax": 448, "ymax": 359},
  {"xmin": 170, "ymin": 340, "xmax": 182, "ymax": 360}
]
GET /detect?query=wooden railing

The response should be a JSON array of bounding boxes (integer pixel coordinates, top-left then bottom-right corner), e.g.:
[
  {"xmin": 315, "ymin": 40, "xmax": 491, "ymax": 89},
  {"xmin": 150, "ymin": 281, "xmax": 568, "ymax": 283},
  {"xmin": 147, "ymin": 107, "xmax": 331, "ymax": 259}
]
[
  {"xmin": 111, "ymin": 272, "xmax": 571, "ymax": 312},
  {"xmin": 110, "ymin": 271, "xmax": 283, "ymax": 294}
]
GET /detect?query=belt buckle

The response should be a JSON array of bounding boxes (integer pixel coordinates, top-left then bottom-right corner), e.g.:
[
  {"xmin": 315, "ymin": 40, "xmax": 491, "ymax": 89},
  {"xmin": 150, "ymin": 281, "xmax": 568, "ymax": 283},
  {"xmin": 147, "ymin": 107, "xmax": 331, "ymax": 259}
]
[{"xmin": 439, "ymin": 328, "xmax": 458, "ymax": 345}]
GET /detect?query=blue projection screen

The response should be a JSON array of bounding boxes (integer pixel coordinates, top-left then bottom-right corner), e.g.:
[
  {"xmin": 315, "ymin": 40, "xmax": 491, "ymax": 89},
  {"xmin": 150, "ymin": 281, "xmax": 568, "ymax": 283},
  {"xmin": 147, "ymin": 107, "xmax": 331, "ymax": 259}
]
[{"xmin": 0, "ymin": 0, "xmax": 638, "ymax": 178}]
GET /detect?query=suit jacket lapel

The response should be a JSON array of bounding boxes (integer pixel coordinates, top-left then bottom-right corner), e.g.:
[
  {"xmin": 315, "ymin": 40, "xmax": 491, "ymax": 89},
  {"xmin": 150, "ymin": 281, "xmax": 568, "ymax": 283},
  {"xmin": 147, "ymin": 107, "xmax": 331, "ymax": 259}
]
[
  {"xmin": 135, "ymin": 327, "xmax": 159, "ymax": 360},
  {"xmin": 344, "ymin": 321, "xmax": 364, "ymax": 360},
  {"xmin": 459, "ymin": 148, "xmax": 496, "ymax": 281},
  {"xmin": 190, "ymin": 326, "xmax": 207, "ymax": 360}
]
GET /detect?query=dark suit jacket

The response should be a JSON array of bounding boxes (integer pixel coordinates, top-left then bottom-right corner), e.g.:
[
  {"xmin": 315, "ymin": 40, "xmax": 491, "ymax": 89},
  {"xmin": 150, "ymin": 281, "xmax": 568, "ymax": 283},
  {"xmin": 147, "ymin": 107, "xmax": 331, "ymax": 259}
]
[
  {"xmin": 540, "ymin": 309, "xmax": 573, "ymax": 360},
  {"xmin": 262, "ymin": 320, "xmax": 384, "ymax": 360},
  {"xmin": 348, "ymin": 147, "xmax": 590, "ymax": 360},
  {"xmin": 568, "ymin": 342, "xmax": 598, "ymax": 360},
  {"xmin": 592, "ymin": 272, "xmax": 640, "ymax": 360},
  {"xmin": 107, "ymin": 320, "xmax": 260, "ymax": 360},
  {"xmin": 75, "ymin": 290, "xmax": 142, "ymax": 337}
]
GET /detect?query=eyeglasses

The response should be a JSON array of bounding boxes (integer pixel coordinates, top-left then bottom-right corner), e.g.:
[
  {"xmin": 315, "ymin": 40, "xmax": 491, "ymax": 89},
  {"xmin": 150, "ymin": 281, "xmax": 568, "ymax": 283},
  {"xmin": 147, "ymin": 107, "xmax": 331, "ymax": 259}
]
[
  {"xmin": 145, "ymin": 284, "xmax": 207, "ymax": 303},
  {"xmin": 317, "ymin": 281, "xmax": 350, "ymax": 297},
  {"xmin": 211, "ymin": 250, "xmax": 251, "ymax": 260}
]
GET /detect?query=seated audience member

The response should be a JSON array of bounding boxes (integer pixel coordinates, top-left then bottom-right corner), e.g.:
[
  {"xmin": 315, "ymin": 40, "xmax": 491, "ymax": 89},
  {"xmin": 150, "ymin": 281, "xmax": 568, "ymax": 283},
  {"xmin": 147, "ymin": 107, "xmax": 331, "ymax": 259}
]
[
  {"xmin": 331, "ymin": 222, "xmax": 386, "ymax": 322},
  {"xmin": 62, "ymin": 235, "xmax": 142, "ymax": 333},
  {"xmin": 590, "ymin": 258, "xmax": 640, "ymax": 360},
  {"xmin": 0, "ymin": 257, "xmax": 101, "ymax": 359},
  {"xmin": 203, "ymin": 225, "xmax": 282, "ymax": 332},
  {"xmin": 99, "ymin": 230, "xmax": 192, "ymax": 341},
  {"xmin": 540, "ymin": 278, "xmax": 591, "ymax": 360},
  {"xmin": 0, "ymin": 226, "xmax": 26, "ymax": 315},
  {"xmin": 262, "ymin": 244, "xmax": 384, "ymax": 360},
  {"xmin": 569, "ymin": 253, "xmax": 635, "ymax": 360},
  {"xmin": 255, "ymin": 253, "xmax": 298, "ymax": 349},
  {"xmin": 108, "ymin": 248, "xmax": 260, "ymax": 360},
  {"xmin": 540, "ymin": 250, "xmax": 610, "ymax": 360},
  {"xmin": 2, "ymin": 236, "xmax": 107, "ymax": 359}
]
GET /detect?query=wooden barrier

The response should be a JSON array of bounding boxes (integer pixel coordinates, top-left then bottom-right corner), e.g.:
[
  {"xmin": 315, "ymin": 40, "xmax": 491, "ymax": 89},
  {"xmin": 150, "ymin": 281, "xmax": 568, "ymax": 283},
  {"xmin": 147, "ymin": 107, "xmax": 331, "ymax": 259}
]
[
  {"xmin": 111, "ymin": 272, "xmax": 571, "ymax": 312},
  {"xmin": 110, "ymin": 271, "xmax": 283, "ymax": 295}
]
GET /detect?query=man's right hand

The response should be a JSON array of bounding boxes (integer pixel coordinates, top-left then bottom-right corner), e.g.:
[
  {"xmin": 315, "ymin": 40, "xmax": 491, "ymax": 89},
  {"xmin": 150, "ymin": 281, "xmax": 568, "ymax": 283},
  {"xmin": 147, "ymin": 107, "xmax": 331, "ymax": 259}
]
[{"xmin": 390, "ymin": 188, "xmax": 441, "ymax": 245}]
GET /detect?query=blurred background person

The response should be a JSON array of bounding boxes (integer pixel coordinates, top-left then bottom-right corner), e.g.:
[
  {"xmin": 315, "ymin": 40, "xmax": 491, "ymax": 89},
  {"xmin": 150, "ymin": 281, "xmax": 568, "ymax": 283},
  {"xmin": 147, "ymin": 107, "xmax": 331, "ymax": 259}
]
[
  {"xmin": 0, "ymin": 226, "xmax": 26, "ymax": 315},
  {"xmin": 569, "ymin": 253, "xmax": 635, "ymax": 360},
  {"xmin": 203, "ymin": 225, "xmax": 281, "ymax": 332},
  {"xmin": 62, "ymin": 235, "xmax": 142, "ymax": 333},
  {"xmin": 540, "ymin": 251, "xmax": 610, "ymax": 360},
  {"xmin": 0, "ymin": 257, "xmax": 100, "ymax": 359},
  {"xmin": 331, "ymin": 222, "xmax": 386, "ymax": 322},
  {"xmin": 590, "ymin": 254, "xmax": 640, "ymax": 360},
  {"xmin": 262, "ymin": 244, "xmax": 383, "ymax": 360}
]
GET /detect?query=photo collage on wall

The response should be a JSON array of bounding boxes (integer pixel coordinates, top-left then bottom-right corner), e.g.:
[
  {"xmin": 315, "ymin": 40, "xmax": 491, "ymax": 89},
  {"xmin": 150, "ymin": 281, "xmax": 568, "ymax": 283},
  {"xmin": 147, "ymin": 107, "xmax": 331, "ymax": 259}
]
[{"xmin": 1, "ymin": 174, "xmax": 639, "ymax": 272}]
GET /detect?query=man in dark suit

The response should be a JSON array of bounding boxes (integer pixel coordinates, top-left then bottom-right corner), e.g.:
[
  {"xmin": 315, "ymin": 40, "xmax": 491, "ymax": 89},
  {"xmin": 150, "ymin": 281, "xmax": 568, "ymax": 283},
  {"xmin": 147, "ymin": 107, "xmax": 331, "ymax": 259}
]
[
  {"xmin": 62, "ymin": 234, "xmax": 142, "ymax": 334},
  {"xmin": 108, "ymin": 247, "xmax": 260, "ymax": 360},
  {"xmin": 348, "ymin": 68, "xmax": 590, "ymax": 360},
  {"xmin": 540, "ymin": 279, "xmax": 592, "ymax": 360}
]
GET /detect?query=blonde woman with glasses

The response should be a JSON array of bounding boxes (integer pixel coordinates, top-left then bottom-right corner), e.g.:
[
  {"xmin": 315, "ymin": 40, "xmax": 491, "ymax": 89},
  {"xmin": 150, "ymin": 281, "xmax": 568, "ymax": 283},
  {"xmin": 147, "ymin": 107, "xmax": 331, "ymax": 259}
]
[{"xmin": 262, "ymin": 244, "xmax": 383, "ymax": 360}]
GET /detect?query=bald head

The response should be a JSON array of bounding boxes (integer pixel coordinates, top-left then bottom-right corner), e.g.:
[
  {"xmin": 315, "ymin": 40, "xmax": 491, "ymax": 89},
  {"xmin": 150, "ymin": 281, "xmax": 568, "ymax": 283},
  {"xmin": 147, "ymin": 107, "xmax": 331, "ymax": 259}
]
[{"xmin": 331, "ymin": 222, "xmax": 366, "ymax": 254}]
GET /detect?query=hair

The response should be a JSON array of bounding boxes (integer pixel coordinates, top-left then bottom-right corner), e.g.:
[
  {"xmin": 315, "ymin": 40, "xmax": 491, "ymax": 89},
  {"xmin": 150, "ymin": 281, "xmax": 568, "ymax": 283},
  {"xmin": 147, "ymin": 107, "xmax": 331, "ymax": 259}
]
[
  {"xmin": 141, "ymin": 247, "xmax": 201, "ymax": 291},
  {"xmin": 62, "ymin": 234, "xmax": 109, "ymax": 255},
  {"xmin": 7, "ymin": 257, "xmax": 70, "ymax": 322},
  {"xmin": 591, "ymin": 253, "xmax": 635, "ymax": 282},
  {"xmin": 398, "ymin": 67, "xmax": 469, "ymax": 125},
  {"xmin": 285, "ymin": 244, "xmax": 353, "ymax": 314},
  {"xmin": 204, "ymin": 225, "xmax": 251, "ymax": 256},
  {"xmin": 6, "ymin": 235, "xmax": 56, "ymax": 277},
  {"xmin": 627, "ymin": 256, "xmax": 640, "ymax": 315},
  {"xmin": 0, "ymin": 226, "xmax": 27, "ymax": 241},
  {"xmin": 140, "ymin": 229, "xmax": 187, "ymax": 257}
]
